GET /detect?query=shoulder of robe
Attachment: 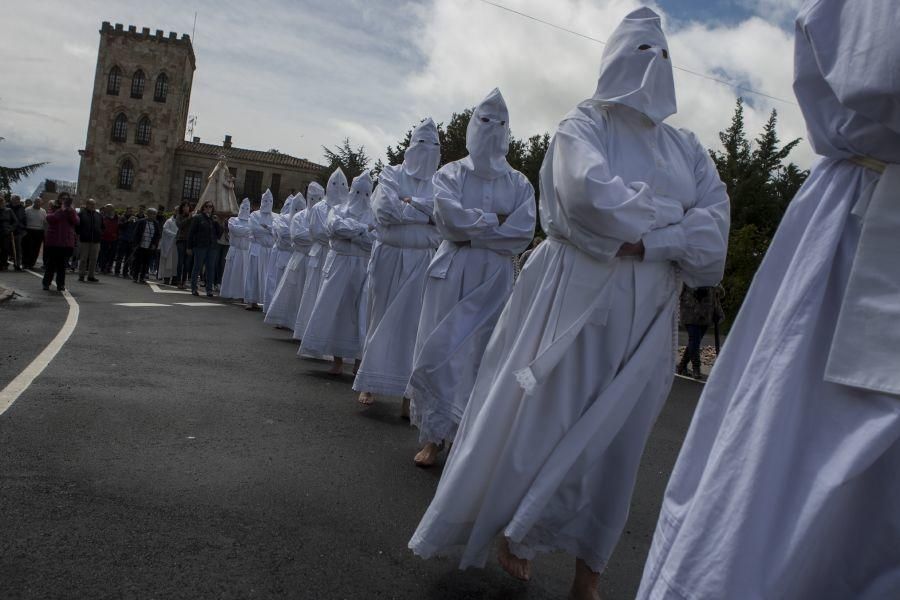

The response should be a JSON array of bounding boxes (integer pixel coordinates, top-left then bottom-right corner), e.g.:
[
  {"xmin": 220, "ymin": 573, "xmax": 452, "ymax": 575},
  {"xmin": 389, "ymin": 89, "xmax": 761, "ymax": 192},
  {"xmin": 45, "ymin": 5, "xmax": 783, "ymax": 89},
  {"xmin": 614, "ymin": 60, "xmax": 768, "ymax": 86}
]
[
  {"xmin": 557, "ymin": 101, "xmax": 611, "ymax": 139},
  {"xmin": 671, "ymin": 126, "xmax": 710, "ymax": 165},
  {"xmin": 507, "ymin": 168, "xmax": 534, "ymax": 192},
  {"xmin": 435, "ymin": 160, "xmax": 465, "ymax": 180},
  {"xmin": 380, "ymin": 163, "xmax": 402, "ymax": 180}
]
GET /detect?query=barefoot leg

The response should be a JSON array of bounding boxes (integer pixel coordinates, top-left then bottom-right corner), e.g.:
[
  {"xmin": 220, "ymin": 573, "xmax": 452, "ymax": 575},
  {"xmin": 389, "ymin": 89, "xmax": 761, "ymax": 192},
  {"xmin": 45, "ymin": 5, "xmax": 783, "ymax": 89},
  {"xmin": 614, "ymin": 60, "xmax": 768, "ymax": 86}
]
[
  {"xmin": 569, "ymin": 558, "xmax": 601, "ymax": 600},
  {"xmin": 328, "ymin": 357, "xmax": 344, "ymax": 375},
  {"xmin": 413, "ymin": 442, "xmax": 442, "ymax": 467},
  {"xmin": 497, "ymin": 537, "xmax": 531, "ymax": 582},
  {"xmin": 400, "ymin": 397, "xmax": 410, "ymax": 420},
  {"xmin": 357, "ymin": 391, "xmax": 374, "ymax": 405}
]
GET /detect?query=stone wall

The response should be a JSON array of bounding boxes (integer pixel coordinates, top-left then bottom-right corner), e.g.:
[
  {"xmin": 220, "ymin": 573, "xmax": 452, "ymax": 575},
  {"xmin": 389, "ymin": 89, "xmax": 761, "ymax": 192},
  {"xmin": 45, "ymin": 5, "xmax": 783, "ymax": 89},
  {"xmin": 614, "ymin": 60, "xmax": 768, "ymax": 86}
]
[{"xmin": 76, "ymin": 22, "xmax": 195, "ymax": 209}]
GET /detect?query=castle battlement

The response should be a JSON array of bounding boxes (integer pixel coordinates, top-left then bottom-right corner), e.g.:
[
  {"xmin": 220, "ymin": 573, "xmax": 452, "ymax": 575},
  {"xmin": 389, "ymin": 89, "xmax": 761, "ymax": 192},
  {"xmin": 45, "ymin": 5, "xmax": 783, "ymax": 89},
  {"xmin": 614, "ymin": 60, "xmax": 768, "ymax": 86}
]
[{"xmin": 100, "ymin": 21, "xmax": 195, "ymax": 67}]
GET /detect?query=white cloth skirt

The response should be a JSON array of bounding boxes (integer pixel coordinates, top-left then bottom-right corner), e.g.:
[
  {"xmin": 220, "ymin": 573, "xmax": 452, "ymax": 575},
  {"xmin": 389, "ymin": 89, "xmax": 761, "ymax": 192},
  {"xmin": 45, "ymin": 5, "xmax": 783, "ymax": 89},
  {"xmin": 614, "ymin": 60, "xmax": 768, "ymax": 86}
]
[
  {"xmin": 406, "ymin": 247, "xmax": 514, "ymax": 445},
  {"xmin": 409, "ymin": 240, "xmax": 678, "ymax": 572},
  {"xmin": 264, "ymin": 250, "xmax": 309, "ymax": 329},
  {"xmin": 637, "ymin": 160, "xmax": 900, "ymax": 600},
  {"xmin": 219, "ymin": 247, "xmax": 248, "ymax": 300},
  {"xmin": 299, "ymin": 251, "xmax": 369, "ymax": 360},
  {"xmin": 353, "ymin": 243, "xmax": 434, "ymax": 396}
]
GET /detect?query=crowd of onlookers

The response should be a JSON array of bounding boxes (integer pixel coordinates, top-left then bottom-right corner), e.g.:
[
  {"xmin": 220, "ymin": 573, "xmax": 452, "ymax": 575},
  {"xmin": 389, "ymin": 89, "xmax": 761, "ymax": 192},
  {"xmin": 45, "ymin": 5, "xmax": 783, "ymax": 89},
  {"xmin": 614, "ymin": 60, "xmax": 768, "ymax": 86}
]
[{"xmin": 0, "ymin": 195, "xmax": 229, "ymax": 295}]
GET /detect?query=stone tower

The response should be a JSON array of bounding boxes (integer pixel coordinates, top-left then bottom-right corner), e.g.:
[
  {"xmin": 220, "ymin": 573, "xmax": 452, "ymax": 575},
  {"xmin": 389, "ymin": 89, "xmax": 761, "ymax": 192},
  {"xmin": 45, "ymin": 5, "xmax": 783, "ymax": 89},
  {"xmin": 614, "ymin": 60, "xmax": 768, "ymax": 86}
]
[{"xmin": 77, "ymin": 22, "xmax": 195, "ymax": 208}]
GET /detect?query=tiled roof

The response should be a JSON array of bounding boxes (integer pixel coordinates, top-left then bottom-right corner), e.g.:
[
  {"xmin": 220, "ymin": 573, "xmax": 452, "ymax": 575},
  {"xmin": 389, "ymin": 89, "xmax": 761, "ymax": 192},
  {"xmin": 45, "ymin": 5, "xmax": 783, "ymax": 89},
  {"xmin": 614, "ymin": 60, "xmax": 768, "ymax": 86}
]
[{"xmin": 175, "ymin": 141, "xmax": 325, "ymax": 172}]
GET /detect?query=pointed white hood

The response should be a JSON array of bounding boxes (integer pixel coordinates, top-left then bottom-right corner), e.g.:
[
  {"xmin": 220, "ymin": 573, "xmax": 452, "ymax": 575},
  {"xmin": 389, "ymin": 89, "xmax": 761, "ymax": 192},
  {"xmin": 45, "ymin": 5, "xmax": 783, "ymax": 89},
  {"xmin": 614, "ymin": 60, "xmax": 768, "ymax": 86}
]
[
  {"xmin": 464, "ymin": 88, "xmax": 511, "ymax": 179},
  {"xmin": 403, "ymin": 117, "xmax": 441, "ymax": 180},
  {"xmin": 260, "ymin": 189, "xmax": 274, "ymax": 214},
  {"xmin": 238, "ymin": 197, "xmax": 251, "ymax": 220},
  {"xmin": 592, "ymin": 7, "xmax": 676, "ymax": 125},
  {"xmin": 347, "ymin": 170, "xmax": 373, "ymax": 218},
  {"xmin": 291, "ymin": 192, "xmax": 306, "ymax": 213},
  {"xmin": 281, "ymin": 194, "xmax": 294, "ymax": 216},
  {"xmin": 307, "ymin": 182, "xmax": 325, "ymax": 207},
  {"xmin": 324, "ymin": 168, "xmax": 349, "ymax": 208}
]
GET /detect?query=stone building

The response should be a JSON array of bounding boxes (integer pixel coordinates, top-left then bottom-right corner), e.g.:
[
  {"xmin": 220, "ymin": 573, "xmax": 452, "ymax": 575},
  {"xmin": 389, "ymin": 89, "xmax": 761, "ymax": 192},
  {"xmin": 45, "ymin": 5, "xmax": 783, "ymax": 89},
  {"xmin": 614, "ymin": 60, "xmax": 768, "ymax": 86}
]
[{"xmin": 77, "ymin": 22, "xmax": 323, "ymax": 210}]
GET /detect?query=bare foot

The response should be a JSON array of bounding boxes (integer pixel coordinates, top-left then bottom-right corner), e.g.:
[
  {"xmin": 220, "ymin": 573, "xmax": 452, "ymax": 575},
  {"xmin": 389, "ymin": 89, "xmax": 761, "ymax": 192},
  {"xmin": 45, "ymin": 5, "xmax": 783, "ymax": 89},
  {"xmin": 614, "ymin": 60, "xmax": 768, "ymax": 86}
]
[
  {"xmin": 328, "ymin": 358, "xmax": 344, "ymax": 375},
  {"xmin": 400, "ymin": 397, "xmax": 410, "ymax": 420},
  {"xmin": 413, "ymin": 442, "xmax": 442, "ymax": 468},
  {"xmin": 569, "ymin": 558, "xmax": 601, "ymax": 600},
  {"xmin": 497, "ymin": 537, "xmax": 531, "ymax": 581},
  {"xmin": 357, "ymin": 391, "xmax": 374, "ymax": 405}
]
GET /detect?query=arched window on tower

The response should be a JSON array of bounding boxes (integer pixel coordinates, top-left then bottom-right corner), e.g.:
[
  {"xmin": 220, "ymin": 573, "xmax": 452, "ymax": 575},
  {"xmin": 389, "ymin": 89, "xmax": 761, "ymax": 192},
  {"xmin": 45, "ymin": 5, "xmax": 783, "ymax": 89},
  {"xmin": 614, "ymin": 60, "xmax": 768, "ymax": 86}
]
[
  {"xmin": 136, "ymin": 117, "xmax": 152, "ymax": 145},
  {"xmin": 154, "ymin": 73, "xmax": 168, "ymax": 103},
  {"xmin": 107, "ymin": 66, "xmax": 122, "ymax": 95},
  {"xmin": 111, "ymin": 113, "xmax": 127, "ymax": 142},
  {"xmin": 131, "ymin": 69, "xmax": 145, "ymax": 99},
  {"xmin": 118, "ymin": 159, "xmax": 135, "ymax": 190}
]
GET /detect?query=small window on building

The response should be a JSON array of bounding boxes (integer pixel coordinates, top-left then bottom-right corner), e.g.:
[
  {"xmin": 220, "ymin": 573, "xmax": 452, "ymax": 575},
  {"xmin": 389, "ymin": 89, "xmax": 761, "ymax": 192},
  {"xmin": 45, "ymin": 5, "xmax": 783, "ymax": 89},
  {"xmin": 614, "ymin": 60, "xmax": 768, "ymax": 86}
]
[
  {"xmin": 111, "ymin": 113, "xmax": 127, "ymax": 142},
  {"xmin": 270, "ymin": 173, "xmax": 282, "ymax": 203},
  {"xmin": 131, "ymin": 69, "xmax": 145, "ymax": 99},
  {"xmin": 182, "ymin": 170, "xmax": 203, "ymax": 201},
  {"xmin": 154, "ymin": 73, "xmax": 168, "ymax": 102},
  {"xmin": 244, "ymin": 170, "xmax": 263, "ymax": 201},
  {"xmin": 107, "ymin": 66, "xmax": 122, "ymax": 95},
  {"xmin": 136, "ymin": 117, "xmax": 151, "ymax": 145},
  {"xmin": 118, "ymin": 159, "xmax": 135, "ymax": 190}
]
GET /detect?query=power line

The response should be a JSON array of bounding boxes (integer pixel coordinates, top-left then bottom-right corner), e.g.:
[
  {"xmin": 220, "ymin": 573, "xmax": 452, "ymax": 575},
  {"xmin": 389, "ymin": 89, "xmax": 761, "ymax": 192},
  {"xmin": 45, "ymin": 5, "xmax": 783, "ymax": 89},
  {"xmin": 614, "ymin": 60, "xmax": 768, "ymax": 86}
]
[{"xmin": 475, "ymin": 0, "xmax": 799, "ymax": 106}]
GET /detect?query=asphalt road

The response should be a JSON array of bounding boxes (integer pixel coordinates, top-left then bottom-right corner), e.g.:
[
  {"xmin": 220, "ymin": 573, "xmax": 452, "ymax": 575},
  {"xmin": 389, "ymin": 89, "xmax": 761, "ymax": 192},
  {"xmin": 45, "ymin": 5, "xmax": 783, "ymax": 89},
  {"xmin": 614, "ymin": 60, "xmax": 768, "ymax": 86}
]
[{"xmin": 0, "ymin": 269, "xmax": 703, "ymax": 600}]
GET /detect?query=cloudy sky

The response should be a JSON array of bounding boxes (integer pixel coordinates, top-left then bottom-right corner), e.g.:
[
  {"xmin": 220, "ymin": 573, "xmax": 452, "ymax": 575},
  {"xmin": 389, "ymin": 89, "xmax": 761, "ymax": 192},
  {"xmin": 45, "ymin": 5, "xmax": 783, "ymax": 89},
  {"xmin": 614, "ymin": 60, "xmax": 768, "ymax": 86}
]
[{"xmin": 1, "ymin": 0, "xmax": 808, "ymax": 197}]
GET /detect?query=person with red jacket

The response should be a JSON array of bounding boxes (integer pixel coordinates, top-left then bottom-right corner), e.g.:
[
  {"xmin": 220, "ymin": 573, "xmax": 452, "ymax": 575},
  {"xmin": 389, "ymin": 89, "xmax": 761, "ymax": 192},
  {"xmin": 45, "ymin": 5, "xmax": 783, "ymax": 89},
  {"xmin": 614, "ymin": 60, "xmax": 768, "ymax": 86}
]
[
  {"xmin": 98, "ymin": 204, "xmax": 119, "ymax": 274},
  {"xmin": 42, "ymin": 193, "xmax": 79, "ymax": 291}
]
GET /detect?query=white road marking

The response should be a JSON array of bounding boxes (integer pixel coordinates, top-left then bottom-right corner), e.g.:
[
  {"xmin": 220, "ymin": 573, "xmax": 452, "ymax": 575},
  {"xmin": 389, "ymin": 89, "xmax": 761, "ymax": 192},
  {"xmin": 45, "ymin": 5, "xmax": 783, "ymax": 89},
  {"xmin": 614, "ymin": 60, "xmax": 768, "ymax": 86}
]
[
  {"xmin": 0, "ymin": 271, "xmax": 80, "ymax": 417},
  {"xmin": 147, "ymin": 282, "xmax": 191, "ymax": 295},
  {"xmin": 114, "ymin": 302, "xmax": 172, "ymax": 307},
  {"xmin": 173, "ymin": 302, "xmax": 225, "ymax": 307}
]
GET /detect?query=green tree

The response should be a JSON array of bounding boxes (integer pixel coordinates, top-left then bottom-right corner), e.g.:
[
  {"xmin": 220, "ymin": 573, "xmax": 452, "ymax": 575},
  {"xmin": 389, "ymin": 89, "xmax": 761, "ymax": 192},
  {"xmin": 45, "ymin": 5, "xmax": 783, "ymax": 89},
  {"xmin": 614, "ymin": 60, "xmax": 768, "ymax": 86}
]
[
  {"xmin": 711, "ymin": 99, "xmax": 808, "ymax": 322},
  {"xmin": 320, "ymin": 138, "xmax": 370, "ymax": 184},
  {"xmin": 0, "ymin": 138, "xmax": 47, "ymax": 198}
]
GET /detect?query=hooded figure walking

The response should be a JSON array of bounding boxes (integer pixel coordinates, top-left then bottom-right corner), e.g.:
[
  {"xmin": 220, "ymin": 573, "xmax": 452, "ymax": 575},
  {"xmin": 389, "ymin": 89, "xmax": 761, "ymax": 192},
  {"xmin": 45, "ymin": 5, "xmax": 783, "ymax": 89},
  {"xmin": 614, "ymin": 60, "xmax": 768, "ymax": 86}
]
[
  {"xmin": 637, "ymin": 2, "xmax": 900, "ymax": 598},
  {"xmin": 293, "ymin": 172, "xmax": 348, "ymax": 342},
  {"xmin": 220, "ymin": 198, "xmax": 251, "ymax": 300},
  {"xmin": 244, "ymin": 189, "xmax": 275, "ymax": 310},
  {"xmin": 300, "ymin": 170, "xmax": 376, "ymax": 374},
  {"xmin": 408, "ymin": 9, "xmax": 729, "ymax": 600},
  {"xmin": 405, "ymin": 88, "xmax": 536, "ymax": 467},
  {"xmin": 353, "ymin": 118, "xmax": 442, "ymax": 410}
]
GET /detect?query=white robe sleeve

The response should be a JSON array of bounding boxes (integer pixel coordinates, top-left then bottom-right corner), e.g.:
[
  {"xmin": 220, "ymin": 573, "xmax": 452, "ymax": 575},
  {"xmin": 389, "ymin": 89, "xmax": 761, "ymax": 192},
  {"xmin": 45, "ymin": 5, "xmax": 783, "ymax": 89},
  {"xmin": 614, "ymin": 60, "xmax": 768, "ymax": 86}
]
[
  {"xmin": 291, "ymin": 212, "xmax": 312, "ymax": 246},
  {"xmin": 433, "ymin": 163, "xmax": 501, "ymax": 241},
  {"xmin": 327, "ymin": 209, "xmax": 375, "ymax": 252},
  {"xmin": 249, "ymin": 214, "xmax": 273, "ymax": 245},
  {"xmin": 372, "ymin": 168, "xmax": 431, "ymax": 226},
  {"xmin": 642, "ymin": 133, "xmax": 730, "ymax": 287},
  {"xmin": 548, "ymin": 117, "xmax": 657, "ymax": 259},
  {"xmin": 469, "ymin": 173, "xmax": 536, "ymax": 256}
]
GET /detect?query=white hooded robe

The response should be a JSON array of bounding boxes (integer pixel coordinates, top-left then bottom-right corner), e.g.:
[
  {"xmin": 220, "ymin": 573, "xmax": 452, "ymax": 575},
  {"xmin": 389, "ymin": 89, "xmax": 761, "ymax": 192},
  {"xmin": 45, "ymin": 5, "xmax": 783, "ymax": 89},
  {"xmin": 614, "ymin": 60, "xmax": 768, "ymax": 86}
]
[
  {"xmin": 299, "ymin": 170, "xmax": 374, "ymax": 359},
  {"xmin": 637, "ymin": 2, "xmax": 900, "ymax": 598},
  {"xmin": 220, "ymin": 198, "xmax": 251, "ymax": 300},
  {"xmin": 265, "ymin": 194, "xmax": 295, "ymax": 307},
  {"xmin": 244, "ymin": 190, "xmax": 275, "ymax": 305},
  {"xmin": 353, "ymin": 118, "xmax": 442, "ymax": 396},
  {"xmin": 409, "ymin": 10, "xmax": 729, "ymax": 572},
  {"xmin": 294, "ymin": 172, "xmax": 349, "ymax": 341},
  {"xmin": 406, "ymin": 88, "xmax": 536, "ymax": 445}
]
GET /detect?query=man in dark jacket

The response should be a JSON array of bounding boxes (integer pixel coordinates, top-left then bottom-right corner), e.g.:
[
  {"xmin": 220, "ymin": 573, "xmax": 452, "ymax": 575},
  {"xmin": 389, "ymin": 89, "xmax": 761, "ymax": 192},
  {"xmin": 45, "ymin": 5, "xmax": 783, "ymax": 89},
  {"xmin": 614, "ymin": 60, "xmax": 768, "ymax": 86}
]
[
  {"xmin": 132, "ymin": 208, "xmax": 161, "ymax": 284},
  {"xmin": 77, "ymin": 198, "xmax": 103, "ymax": 282},
  {"xmin": 98, "ymin": 204, "xmax": 119, "ymax": 274},
  {"xmin": 187, "ymin": 200, "xmax": 223, "ymax": 297},
  {"xmin": 0, "ymin": 196, "xmax": 20, "ymax": 271},
  {"xmin": 115, "ymin": 206, "xmax": 137, "ymax": 277},
  {"xmin": 8, "ymin": 195, "xmax": 27, "ymax": 271}
]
